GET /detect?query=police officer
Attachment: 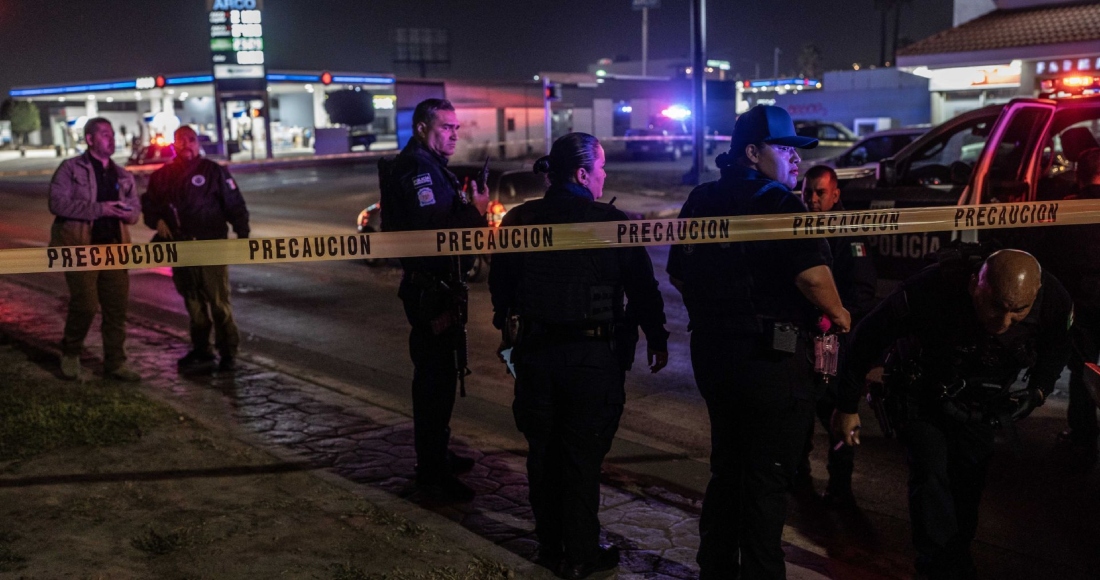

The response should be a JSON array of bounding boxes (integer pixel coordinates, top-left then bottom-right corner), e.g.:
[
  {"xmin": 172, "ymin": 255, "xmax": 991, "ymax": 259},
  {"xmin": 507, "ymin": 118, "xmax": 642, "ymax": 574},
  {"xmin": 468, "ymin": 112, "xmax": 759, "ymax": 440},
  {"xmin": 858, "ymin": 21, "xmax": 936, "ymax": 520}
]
[
  {"xmin": 796, "ymin": 164, "xmax": 877, "ymax": 506},
  {"xmin": 668, "ymin": 105, "xmax": 850, "ymax": 579},
  {"xmin": 1041, "ymin": 147, "xmax": 1100, "ymax": 450},
  {"xmin": 380, "ymin": 98, "xmax": 489, "ymax": 502},
  {"xmin": 489, "ymin": 133, "xmax": 669, "ymax": 579},
  {"xmin": 833, "ymin": 250, "xmax": 1072, "ymax": 579},
  {"xmin": 142, "ymin": 125, "xmax": 250, "ymax": 372}
]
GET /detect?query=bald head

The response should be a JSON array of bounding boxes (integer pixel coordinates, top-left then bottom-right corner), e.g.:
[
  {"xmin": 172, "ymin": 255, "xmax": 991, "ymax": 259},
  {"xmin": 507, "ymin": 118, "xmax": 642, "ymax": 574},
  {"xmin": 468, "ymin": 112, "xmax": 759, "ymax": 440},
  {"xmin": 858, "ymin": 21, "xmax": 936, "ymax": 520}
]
[{"xmin": 969, "ymin": 249, "xmax": 1042, "ymax": 335}]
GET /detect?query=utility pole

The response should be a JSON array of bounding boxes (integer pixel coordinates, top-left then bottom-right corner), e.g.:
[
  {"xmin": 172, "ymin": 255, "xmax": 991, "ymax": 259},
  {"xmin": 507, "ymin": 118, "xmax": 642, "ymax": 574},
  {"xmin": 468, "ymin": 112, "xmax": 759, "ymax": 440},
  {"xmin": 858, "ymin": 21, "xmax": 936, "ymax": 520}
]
[
  {"xmin": 773, "ymin": 47, "xmax": 782, "ymax": 78},
  {"xmin": 543, "ymin": 76, "xmax": 552, "ymax": 155},
  {"xmin": 684, "ymin": 0, "xmax": 707, "ymax": 185},
  {"xmin": 642, "ymin": 7, "xmax": 649, "ymax": 77}
]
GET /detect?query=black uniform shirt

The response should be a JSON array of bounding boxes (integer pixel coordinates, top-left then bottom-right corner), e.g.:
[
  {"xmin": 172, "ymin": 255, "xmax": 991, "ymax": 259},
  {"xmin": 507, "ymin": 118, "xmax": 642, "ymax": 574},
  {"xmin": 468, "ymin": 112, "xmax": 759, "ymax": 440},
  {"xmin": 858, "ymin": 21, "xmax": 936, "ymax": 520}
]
[
  {"xmin": 380, "ymin": 139, "xmax": 487, "ymax": 277},
  {"xmin": 837, "ymin": 263, "xmax": 1073, "ymax": 414},
  {"xmin": 142, "ymin": 157, "xmax": 250, "ymax": 240},
  {"xmin": 1035, "ymin": 184, "xmax": 1100, "ymax": 327},
  {"xmin": 827, "ymin": 202, "xmax": 878, "ymax": 325},
  {"xmin": 667, "ymin": 165, "xmax": 831, "ymax": 333},
  {"xmin": 89, "ymin": 154, "xmax": 122, "ymax": 244},
  {"xmin": 489, "ymin": 181, "xmax": 669, "ymax": 352}
]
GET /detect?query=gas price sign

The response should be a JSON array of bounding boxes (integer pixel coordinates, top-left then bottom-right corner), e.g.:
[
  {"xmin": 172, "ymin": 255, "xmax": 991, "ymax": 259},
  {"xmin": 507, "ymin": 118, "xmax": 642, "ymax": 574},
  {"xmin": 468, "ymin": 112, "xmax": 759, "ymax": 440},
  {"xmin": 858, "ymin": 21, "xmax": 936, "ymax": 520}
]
[{"xmin": 207, "ymin": 0, "xmax": 265, "ymax": 86}]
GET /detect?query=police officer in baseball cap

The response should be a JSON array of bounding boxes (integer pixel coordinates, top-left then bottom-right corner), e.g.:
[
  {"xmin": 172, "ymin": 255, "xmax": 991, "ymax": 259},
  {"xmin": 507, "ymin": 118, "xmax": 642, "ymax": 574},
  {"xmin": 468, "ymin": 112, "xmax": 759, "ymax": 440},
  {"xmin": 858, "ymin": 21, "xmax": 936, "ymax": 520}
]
[{"xmin": 668, "ymin": 105, "xmax": 850, "ymax": 578}]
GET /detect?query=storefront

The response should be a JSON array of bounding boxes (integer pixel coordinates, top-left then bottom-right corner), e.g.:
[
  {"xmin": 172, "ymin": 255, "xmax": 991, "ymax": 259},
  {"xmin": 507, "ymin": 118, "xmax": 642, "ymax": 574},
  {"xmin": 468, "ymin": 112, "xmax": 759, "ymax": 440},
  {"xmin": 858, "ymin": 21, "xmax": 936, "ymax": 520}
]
[
  {"xmin": 897, "ymin": 1, "xmax": 1100, "ymax": 124},
  {"xmin": 10, "ymin": 71, "xmax": 398, "ymax": 159}
]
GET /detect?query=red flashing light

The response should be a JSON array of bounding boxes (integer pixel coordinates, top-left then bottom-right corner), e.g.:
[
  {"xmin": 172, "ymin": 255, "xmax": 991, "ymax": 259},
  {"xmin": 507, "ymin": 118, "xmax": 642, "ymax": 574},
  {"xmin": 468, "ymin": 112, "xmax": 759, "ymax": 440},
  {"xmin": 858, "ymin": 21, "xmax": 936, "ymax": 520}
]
[
  {"xmin": 321, "ymin": 71, "xmax": 333, "ymax": 85},
  {"xmin": 155, "ymin": 75, "xmax": 166, "ymax": 88},
  {"xmin": 1062, "ymin": 75, "xmax": 1095, "ymax": 87}
]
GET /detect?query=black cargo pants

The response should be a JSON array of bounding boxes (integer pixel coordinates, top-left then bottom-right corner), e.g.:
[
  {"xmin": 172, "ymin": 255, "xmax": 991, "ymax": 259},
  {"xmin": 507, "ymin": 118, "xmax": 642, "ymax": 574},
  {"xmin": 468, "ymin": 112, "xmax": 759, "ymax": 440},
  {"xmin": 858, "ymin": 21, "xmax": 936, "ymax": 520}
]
[
  {"xmin": 512, "ymin": 337, "xmax": 625, "ymax": 567},
  {"xmin": 902, "ymin": 408, "xmax": 994, "ymax": 580},
  {"xmin": 402, "ymin": 293, "xmax": 461, "ymax": 482},
  {"xmin": 691, "ymin": 331, "xmax": 816, "ymax": 580}
]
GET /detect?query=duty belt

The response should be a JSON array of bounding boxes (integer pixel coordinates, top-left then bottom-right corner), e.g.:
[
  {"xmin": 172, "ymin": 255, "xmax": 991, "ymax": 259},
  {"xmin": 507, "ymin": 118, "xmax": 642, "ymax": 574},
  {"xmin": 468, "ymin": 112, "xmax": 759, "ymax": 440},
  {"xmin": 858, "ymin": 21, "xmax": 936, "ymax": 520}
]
[{"xmin": 526, "ymin": 321, "xmax": 612, "ymax": 341}]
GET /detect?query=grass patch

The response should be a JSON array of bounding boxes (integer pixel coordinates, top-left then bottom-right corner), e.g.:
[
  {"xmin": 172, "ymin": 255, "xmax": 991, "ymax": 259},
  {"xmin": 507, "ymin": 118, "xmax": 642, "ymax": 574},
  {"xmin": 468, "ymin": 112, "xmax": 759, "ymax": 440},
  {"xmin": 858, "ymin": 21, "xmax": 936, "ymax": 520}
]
[
  {"xmin": 355, "ymin": 502, "xmax": 427, "ymax": 538},
  {"xmin": 0, "ymin": 531, "xmax": 26, "ymax": 572},
  {"xmin": 130, "ymin": 526, "xmax": 197, "ymax": 556},
  {"xmin": 327, "ymin": 556, "xmax": 512, "ymax": 580},
  {"xmin": 0, "ymin": 356, "xmax": 171, "ymax": 460}
]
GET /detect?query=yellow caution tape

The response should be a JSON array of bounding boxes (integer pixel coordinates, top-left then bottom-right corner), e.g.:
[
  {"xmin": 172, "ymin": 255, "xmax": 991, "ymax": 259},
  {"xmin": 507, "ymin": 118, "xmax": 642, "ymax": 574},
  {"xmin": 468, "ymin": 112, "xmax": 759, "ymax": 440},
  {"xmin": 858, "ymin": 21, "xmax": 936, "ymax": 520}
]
[{"xmin": 2, "ymin": 199, "xmax": 1098, "ymax": 275}]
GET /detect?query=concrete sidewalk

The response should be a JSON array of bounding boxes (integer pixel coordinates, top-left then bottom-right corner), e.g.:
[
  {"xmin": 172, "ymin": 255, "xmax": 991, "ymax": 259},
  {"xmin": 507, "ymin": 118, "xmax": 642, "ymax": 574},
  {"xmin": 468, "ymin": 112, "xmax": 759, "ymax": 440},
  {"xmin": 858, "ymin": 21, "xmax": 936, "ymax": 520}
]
[{"xmin": 0, "ymin": 276, "xmax": 860, "ymax": 580}]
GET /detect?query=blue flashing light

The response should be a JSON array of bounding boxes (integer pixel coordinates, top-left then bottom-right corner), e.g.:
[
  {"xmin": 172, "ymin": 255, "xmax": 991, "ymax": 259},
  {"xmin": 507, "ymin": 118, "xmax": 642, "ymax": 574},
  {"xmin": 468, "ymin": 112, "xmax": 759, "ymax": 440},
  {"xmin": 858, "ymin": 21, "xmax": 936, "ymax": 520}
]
[
  {"xmin": 10, "ymin": 80, "xmax": 138, "ymax": 97},
  {"xmin": 331, "ymin": 75, "xmax": 395, "ymax": 85},
  {"xmin": 165, "ymin": 75, "xmax": 214, "ymax": 85},
  {"xmin": 748, "ymin": 78, "xmax": 820, "ymax": 89},
  {"xmin": 267, "ymin": 74, "xmax": 322, "ymax": 82}
]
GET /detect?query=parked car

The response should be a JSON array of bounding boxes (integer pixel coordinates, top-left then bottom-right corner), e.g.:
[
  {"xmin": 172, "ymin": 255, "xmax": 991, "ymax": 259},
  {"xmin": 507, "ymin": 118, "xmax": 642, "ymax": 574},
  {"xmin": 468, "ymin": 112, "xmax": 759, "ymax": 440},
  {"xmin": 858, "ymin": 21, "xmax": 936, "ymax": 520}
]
[
  {"xmin": 802, "ymin": 127, "xmax": 927, "ymax": 183},
  {"xmin": 794, "ymin": 121, "xmax": 859, "ymax": 143},
  {"xmin": 624, "ymin": 117, "xmax": 716, "ymax": 161},
  {"xmin": 126, "ymin": 134, "xmax": 175, "ymax": 166},
  {"xmin": 841, "ymin": 96, "xmax": 1100, "ymax": 283},
  {"xmin": 357, "ymin": 163, "xmax": 547, "ymax": 280}
]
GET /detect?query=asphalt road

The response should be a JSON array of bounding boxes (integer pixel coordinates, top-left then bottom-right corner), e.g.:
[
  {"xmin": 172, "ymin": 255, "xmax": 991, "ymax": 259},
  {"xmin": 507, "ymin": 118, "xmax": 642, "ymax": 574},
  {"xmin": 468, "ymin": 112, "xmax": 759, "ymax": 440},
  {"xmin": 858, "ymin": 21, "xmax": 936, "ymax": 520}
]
[{"xmin": 2, "ymin": 161, "xmax": 1098, "ymax": 579}]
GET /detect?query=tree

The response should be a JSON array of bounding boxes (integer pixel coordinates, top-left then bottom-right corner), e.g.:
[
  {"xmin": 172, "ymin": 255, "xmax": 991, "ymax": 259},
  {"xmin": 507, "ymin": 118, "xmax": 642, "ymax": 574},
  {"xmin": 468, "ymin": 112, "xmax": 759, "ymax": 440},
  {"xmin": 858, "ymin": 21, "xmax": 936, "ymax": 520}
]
[
  {"xmin": 873, "ymin": 0, "xmax": 912, "ymax": 66},
  {"xmin": 0, "ymin": 99, "xmax": 41, "ymax": 146},
  {"xmin": 798, "ymin": 43, "xmax": 823, "ymax": 79}
]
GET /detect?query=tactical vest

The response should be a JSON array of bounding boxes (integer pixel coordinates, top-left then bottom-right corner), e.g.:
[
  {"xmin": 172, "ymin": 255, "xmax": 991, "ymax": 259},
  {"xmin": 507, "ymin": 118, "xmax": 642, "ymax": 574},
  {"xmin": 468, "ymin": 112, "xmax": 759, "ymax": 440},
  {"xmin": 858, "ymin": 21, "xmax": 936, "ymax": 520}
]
[
  {"xmin": 514, "ymin": 198, "xmax": 623, "ymax": 326},
  {"xmin": 678, "ymin": 180, "xmax": 782, "ymax": 333}
]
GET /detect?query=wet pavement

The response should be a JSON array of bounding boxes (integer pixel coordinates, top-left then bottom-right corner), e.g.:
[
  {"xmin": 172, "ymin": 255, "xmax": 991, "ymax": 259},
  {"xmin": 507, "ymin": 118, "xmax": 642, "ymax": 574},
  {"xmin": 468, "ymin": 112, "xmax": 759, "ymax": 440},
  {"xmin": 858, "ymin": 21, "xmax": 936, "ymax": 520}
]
[{"xmin": 0, "ymin": 277, "xmax": 846, "ymax": 580}]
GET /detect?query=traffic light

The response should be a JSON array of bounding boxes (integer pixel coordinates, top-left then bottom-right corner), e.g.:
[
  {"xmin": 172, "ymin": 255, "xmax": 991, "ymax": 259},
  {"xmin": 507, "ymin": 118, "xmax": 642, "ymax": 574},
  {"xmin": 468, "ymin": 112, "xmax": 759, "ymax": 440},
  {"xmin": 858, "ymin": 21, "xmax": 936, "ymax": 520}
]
[{"xmin": 544, "ymin": 82, "xmax": 562, "ymax": 101}]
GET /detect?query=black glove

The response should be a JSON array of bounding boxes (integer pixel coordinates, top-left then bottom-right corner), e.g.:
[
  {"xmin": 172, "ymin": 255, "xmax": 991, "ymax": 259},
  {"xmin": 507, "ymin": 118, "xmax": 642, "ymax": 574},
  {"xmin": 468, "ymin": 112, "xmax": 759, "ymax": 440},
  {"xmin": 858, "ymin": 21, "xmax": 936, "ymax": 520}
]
[{"xmin": 1010, "ymin": 388, "xmax": 1045, "ymax": 421}]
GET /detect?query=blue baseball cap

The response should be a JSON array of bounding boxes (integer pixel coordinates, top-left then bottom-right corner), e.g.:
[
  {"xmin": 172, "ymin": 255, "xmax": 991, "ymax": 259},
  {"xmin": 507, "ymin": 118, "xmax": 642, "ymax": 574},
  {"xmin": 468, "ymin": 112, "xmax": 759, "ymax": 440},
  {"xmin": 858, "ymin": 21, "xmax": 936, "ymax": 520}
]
[{"xmin": 730, "ymin": 105, "xmax": 818, "ymax": 156}]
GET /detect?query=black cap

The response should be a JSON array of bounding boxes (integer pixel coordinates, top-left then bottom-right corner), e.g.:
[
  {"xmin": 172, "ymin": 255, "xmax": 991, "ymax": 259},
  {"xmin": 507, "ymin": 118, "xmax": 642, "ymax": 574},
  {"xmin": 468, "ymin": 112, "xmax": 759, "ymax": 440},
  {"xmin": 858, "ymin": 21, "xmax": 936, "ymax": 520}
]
[{"xmin": 730, "ymin": 105, "xmax": 818, "ymax": 156}]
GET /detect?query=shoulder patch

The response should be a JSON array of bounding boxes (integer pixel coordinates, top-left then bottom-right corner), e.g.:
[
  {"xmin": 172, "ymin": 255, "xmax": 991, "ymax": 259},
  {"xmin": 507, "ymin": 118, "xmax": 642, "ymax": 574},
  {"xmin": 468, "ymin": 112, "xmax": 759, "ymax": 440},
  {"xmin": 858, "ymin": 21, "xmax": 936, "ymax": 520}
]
[
  {"xmin": 413, "ymin": 173, "xmax": 433, "ymax": 187},
  {"xmin": 417, "ymin": 187, "xmax": 436, "ymax": 207},
  {"xmin": 191, "ymin": 174, "xmax": 206, "ymax": 187},
  {"xmin": 850, "ymin": 242, "xmax": 867, "ymax": 257}
]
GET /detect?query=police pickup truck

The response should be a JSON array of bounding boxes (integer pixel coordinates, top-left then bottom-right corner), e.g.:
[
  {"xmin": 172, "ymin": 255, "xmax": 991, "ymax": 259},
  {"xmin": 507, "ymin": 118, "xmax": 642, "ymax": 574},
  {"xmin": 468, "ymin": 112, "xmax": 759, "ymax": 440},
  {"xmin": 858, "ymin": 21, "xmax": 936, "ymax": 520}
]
[{"xmin": 840, "ymin": 95, "xmax": 1100, "ymax": 283}]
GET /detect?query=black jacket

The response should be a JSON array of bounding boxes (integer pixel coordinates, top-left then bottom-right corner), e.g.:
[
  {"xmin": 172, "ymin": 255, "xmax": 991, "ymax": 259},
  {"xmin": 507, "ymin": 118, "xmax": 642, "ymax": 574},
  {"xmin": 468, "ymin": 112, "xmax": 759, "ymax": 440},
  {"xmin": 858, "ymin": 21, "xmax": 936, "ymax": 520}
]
[
  {"xmin": 667, "ymin": 165, "xmax": 831, "ymax": 333},
  {"xmin": 380, "ymin": 139, "xmax": 487, "ymax": 277},
  {"xmin": 838, "ymin": 263, "xmax": 1073, "ymax": 414},
  {"xmin": 142, "ymin": 158, "xmax": 249, "ymax": 241},
  {"xmin": 489, "ymin": 181, "xmax": 669, "ymax": 353}
]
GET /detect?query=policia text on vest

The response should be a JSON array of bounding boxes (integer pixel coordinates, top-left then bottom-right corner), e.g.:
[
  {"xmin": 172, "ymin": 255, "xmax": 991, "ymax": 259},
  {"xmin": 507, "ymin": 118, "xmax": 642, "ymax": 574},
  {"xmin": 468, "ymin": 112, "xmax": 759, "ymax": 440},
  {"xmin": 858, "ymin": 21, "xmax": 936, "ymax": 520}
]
[{"xmin": 8, "ymin": 199, "xmax": 1097, "ymax": 276}]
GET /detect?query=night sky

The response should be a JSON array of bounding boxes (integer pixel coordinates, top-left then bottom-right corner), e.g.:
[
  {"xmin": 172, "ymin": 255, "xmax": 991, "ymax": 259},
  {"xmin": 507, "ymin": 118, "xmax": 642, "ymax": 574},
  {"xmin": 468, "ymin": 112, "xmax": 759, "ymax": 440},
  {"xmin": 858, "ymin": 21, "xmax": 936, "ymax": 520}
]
[{"xmin": 0, "ymin": 0, "xmax": 954, "ymax": 97}]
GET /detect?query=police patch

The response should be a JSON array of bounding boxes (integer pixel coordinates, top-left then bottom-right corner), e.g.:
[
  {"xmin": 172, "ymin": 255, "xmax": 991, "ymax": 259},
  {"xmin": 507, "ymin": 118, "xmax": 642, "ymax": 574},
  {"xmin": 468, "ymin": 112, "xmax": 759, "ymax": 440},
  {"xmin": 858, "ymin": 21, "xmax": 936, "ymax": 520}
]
[
  {"xmin": 417, "ymin": 187, "xmax": 436, "ymax": 207},
  {"xmin": 413, "ymin": 173, "xmax": 433, "ymax": 187},
  {"xmin": 851, "ymin": 242, "xmax": 867, "ymax": 257},
  {"xmin": 191, "ymin": 174, "xmax": 206, "ymax": 187}
]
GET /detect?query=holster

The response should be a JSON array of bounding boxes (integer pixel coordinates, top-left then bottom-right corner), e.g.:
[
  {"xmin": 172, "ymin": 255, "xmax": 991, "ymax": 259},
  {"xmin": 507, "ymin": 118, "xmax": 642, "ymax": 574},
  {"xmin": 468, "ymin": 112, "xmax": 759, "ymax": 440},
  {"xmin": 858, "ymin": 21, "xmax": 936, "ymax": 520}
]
[{"xmin": 611, "ymin": 322, "xmax": 640, "ymax": 371}]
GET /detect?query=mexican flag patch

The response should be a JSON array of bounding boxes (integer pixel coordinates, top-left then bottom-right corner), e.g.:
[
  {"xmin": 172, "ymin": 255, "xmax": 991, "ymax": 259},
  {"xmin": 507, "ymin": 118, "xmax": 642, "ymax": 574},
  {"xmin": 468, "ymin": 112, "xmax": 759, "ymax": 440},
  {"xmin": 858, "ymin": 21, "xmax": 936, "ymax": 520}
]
[{"xmin": 851, "ymin": 242, "xmax": 867, "ymax": 257}]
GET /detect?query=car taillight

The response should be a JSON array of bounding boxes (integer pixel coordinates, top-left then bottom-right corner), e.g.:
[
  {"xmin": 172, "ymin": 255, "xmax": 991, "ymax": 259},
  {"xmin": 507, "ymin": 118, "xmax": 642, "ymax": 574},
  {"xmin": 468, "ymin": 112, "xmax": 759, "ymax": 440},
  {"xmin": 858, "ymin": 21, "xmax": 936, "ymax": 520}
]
[{"xmin": 488, "ymin": 201, "xmax": 506, "ymax": 227}]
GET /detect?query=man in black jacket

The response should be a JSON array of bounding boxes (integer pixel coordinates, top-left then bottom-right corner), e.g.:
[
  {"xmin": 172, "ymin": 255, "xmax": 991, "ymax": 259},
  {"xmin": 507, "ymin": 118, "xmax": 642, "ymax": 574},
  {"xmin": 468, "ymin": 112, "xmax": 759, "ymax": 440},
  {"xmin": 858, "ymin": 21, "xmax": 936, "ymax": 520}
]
[
  {"xmin": 142, "ymin": 126, "xmax": 250, "ymax": 371},
  {"xmin": 833, "ymin": 250, "xmax": 1072, "ymax": 579},
  {"xmin": 797, "ymin": 164, "xmax": 878, "ymax": 505},
  {"xmin": 1045, "ymin": 147, "xmax": 1100, "ymax": 450},
  {"xmin": 380, "ymin": 99, "xmax": 489, "ymax": 502}
]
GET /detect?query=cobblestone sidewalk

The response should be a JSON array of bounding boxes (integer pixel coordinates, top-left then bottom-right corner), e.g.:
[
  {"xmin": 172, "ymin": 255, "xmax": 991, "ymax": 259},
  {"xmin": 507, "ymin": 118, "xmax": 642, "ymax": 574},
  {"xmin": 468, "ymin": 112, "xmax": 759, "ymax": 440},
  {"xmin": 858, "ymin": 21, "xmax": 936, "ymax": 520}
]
[{"xmin": 0, "ymin": 278, "xmax": 838, "ymax": 580}]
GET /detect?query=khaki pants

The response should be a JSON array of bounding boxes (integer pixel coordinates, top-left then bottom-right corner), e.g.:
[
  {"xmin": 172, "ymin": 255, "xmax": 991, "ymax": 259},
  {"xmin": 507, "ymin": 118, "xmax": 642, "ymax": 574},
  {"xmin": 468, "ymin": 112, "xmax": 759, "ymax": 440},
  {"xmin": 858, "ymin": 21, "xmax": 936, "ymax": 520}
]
[
  {"xmin": 172, "ymin": 265, "xmax": 239, "ymax": 357},
  {"xmin": 61, "ymin": 268, "xmax": 130, "ymax": 371}
]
